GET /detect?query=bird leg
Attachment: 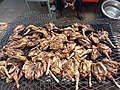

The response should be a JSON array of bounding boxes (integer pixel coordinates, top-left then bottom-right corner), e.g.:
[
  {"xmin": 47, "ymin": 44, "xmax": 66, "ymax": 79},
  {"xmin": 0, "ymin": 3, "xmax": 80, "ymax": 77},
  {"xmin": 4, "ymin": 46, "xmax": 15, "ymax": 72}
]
[
  {"xmin": 106, "ymin": 37, "xmax": 116, "ymax": 48},
  {"xmin": 88, "ymin": 73, "xmax": 92, "ymax": 87},
  {"xmin": 107, "ymin": 72, "xmax": 120, "ymax": 88},
  {"xmin": 0, "ymin": 66, "xmax": 10, "ymax": 78},
  {"xmin": 75, "ymin": 72, "xmax": 80, "ymax": 90},
  {"xmin": 46, "ymin": 58, "xmax": 51, "ymax": 75},
  {"xmin": 49, "ymin": 70, "xmax": 59, "ymax": 83}
]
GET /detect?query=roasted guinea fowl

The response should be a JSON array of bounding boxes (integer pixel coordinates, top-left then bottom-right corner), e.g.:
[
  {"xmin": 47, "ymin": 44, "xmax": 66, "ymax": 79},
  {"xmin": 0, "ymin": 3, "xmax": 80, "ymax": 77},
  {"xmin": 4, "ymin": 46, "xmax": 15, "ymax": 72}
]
[
  {"xmin": 22, "ymin": 60, "xmax": 46, "ymax": 80},
  {"xmin": 101, "ymin": 58, "xmax": 120, "ymax": 88},
  {"xmin": 76, "ymin": 23, "xmax": 94, "ymax": 37},
  {"xmin": 39, "ymin": 38, "xmax": 49, "ymax": 51},
  {"xmin": 78, "ymin": 36, "xmax": 92, "ymax": 48},
  {"xmin": 62, "ymin": 27, "xmax": 75, "ymax": 36},
  {"xmin": 8, "ymin": 25, "xmax": 24, "ymax": 41},
  {"xmin": 97, "ymin": 43, "xmax": 112, "ymax": 59},
  {"xmin": 0, "ymin": 61, "xmax": 10, "ymax": 79},
  {"xmin": 50, "ymin": 33, "xmax": 68, "ymax": 50},
  {"xmin": 4, "ymin": 48, "xmax": 27, "ymax": 62},
  {"xmin": 44, "ymin": 23, "xmax": 58, "ymax": 31},
  {"xmin": 0, "ymin": 59, "xmax": 23, "ymax": 88},
  {"xmin": 79, "ymin": 45, "xmax": 101, "ymax": 60},
  {"xmin": 92, "ymin": 62, "xmax": 107, "ymax": 82},
  {"xmin": 91, "ymin": 58, "xmax": 120, "ymax": 88},
  {"xmin": 0, "ymin": 23, "xmax": 119, "ymax": 90},
  {"xmin": 89, "ymin": 32, "xmax": 99, "ymax": 44},
  {"xmin": 79, "ymin": 59, "xmax": 92, "ymax": 87},
  {"xmin": 62, "ymin": 58, "xmax": 80, "ymax": 90},
  {"xmin": 98, "ymin": 30, "xmax": 116, "ymax": 48},
  {"xmin": 69, "ymin": 32, "xmax": 82, "ymax": 41},
  {"xmin": 70, "ymin": 46, "xmax": 87, "ymax": 62}
]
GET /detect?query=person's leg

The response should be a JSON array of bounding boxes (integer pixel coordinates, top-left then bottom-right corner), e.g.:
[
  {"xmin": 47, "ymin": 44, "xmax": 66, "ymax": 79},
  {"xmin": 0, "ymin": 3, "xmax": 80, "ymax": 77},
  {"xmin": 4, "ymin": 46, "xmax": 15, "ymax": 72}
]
[
  {"xmin": 74, "ymin": 0, "xmax": 83, "ymax": 20},
  {"xmin": 55, "ymin": 0, "xmax": 64, "ymax": 11},
  {"xmin": 55, "ymin": 0, "xmax": 64, "ymax": 17}
]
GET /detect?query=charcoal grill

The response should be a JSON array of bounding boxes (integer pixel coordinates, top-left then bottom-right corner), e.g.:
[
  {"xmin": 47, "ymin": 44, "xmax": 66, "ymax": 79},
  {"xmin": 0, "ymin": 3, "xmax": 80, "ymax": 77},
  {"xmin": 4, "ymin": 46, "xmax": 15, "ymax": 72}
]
[{"xmin": 0, "ymin": 11, "xmax": 120, "ymax": 90}]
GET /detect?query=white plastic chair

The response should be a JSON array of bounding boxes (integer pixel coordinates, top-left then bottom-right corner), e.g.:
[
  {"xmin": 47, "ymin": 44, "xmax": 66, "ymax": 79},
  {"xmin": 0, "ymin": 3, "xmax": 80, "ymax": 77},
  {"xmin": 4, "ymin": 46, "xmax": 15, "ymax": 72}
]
[{"xmin": 25, "ymin": 0, "xmax": 51, "ymax": 13}]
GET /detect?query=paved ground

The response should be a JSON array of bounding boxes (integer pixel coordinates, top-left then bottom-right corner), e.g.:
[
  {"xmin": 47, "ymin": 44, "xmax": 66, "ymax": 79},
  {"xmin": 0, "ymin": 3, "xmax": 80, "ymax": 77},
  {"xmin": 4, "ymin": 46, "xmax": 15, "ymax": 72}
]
[
  {"xmin": 0, "ymin": 0, "xmax": 102, "ymax": 23},
  {"xmin": 0, "ymin": 0, "xmax": 28, "ymax": 23}
]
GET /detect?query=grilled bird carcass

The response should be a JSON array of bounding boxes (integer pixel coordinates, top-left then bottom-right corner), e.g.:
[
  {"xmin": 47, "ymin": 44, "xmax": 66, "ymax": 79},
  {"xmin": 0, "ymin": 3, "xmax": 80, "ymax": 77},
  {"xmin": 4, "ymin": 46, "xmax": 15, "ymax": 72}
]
[
  {"xmin": 8, "ymin": 25, "xmax": 24, "ymax": 41},
  {"xmin": 97, "ymin": 43, "xmax": 112, "ymax": 59},
  {"xmin": 89, "ymin": 32, "xmax": 99, "ymax": 44},
  {"xmin": 92, "ymin": 62, "xmax": 107, "ymax": 82},
  {"xmin": 62, "ymin": 58, "xmax": 80, "ymax": 90},
  {"xmin": 79, "ymin": 59, "xmax": 92, "ymax": 87},
  {"xmin": 44, "ymin": 23, "xmax": 58, "ymax": 31},
  {"xmin": 1, "ymin": 59, "xmax": 23, "ymax": 88},
  {"xmin": 50, "ymin": 33, "xmax": 67, "ymax": 50},
  {"xmin": 92, "ymin": 59, "xmax": 120, "ymax": 88},
  {"xmin": 102, "ymin": 58, "xmax": 120, "ymax": 74},
  {"xmin": 39, "ymin": 38, "xmax": 49, "ymax": 51},
  {"xmin": 4, "ymin": 48, "xmax": 27, "ymax": 62},
  {"xmin": 22, "ymin": 61, "xmax": 35, "ymax": 80},
  {"xmin": 98, "ymin": 30, "xmax": 115, "ymax": 48},
  {"xmin": 71, "ymin": 46, "xmax": 87, "ymax": 62},
  {"xmin": 77, "ymin": 24, "xmax": 94, "ymax": 37},
  {"xmin": 91, "ymin": 45, "xmax": 101, "ymax": 60},
  {"xmin": 0, "ymin": 61, "xmax": 10, "ymax": 79},
  {"xmin": 101, "ymin": 58, "xmax": 120, "ymax": 88},
  {"xmin": 69, "ymin": 32, "xmax": 82, "ymax": 41},
  {"xmin": 63, "ymin": 27, "xmax": 75, "ymax": 36},
  {"xmin": 78, "ymin": 36, "xmax": 92, "ymax": 48}
]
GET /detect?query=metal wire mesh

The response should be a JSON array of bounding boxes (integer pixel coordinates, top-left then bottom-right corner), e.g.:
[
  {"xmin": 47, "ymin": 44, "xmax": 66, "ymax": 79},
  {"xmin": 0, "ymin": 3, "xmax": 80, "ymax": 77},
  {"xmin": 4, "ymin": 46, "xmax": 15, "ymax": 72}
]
[{"xmin": 0, "ymin": 11, "xmax": 120, "ymax": 90}]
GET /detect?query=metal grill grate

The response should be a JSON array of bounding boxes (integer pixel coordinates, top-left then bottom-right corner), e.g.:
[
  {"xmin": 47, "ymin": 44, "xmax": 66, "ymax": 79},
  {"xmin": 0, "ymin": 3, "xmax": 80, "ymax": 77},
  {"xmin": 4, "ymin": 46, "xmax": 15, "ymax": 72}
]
[{"xmin": 0, "ymin": 12, "xmax": 120, "ymax": 90}]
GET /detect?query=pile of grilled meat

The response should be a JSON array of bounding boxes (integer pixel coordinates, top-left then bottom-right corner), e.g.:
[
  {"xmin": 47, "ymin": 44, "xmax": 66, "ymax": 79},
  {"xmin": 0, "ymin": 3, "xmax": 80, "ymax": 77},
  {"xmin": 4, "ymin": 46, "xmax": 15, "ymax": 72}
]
[{"xmin": 0, "ymin": 23, "xmax": 120, "ymax": 90}]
